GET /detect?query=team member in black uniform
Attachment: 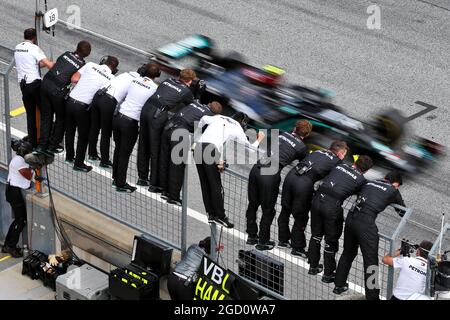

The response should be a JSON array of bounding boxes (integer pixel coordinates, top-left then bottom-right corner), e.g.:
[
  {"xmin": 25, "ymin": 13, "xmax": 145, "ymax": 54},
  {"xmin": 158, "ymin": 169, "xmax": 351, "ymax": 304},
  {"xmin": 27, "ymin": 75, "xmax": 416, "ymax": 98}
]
[
  {"xmin": 245, "ymin": 120, "xmax": 312, "ymax": 251},
  {"xmin": 37, "ymin": 41, "xmax": 91, "ymax": 154},
  {"xmin": 14, "ymin": 28, "xmax": 54, "ymax": 147},
  {"xmin": 307, "ymin": 155, "xmax": 374, "ymax": 282},
  {"xmin": 159, "ymin": 101, "xmax": 223, "ymax": 205},
  {"xmin": 278, "ymin": 141, "xmax": 348, "ymax": 257},
  {"xmin": 333, "ymin": 171, "xmax": 405, "ymax": 300},
  {"xmin": 137, "ymin": 69, "xmax": 196, "ymax": 191}
]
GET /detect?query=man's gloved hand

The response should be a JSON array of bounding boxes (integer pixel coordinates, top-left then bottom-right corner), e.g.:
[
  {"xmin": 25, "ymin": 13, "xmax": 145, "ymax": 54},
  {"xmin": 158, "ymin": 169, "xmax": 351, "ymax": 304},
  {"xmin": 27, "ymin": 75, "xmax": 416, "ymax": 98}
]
[{"xmin": 48, "ymin": 254, "xmax": 59, "ymax": 266}]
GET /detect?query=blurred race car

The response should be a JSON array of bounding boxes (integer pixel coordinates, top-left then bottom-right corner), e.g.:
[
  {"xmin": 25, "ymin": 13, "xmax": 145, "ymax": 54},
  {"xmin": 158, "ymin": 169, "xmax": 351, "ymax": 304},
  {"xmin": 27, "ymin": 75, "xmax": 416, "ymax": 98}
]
[{"xmin": 150, "ymin": 35, "xmax": 444, "ymax": 174}]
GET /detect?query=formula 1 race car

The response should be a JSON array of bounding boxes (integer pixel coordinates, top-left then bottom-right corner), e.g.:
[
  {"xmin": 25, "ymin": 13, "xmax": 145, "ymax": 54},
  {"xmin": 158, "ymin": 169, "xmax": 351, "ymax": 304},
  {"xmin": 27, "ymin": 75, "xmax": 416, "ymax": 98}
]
[{"xmin": 150, "ymin": 35, "xmax": 443, "ymax": 174}]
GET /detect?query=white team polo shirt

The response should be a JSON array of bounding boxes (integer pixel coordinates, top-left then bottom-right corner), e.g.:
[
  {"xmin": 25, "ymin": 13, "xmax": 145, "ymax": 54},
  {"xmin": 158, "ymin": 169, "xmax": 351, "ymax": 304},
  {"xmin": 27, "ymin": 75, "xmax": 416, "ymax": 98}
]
[
  {"xmin": 70, "ymin": 62, "xmax": 114, "ymax": 105},
  {"xmin": 393, "ymin": 256, "xmax": 428, "ymax": 300},
  {"xmin": 197, "ymin": 115, "xmax": 259, "ymax": 152},
  {"xmin": 119, "ymin": 76, "xmax": 157, "ymax": 121},
  {"xmin": 7, "ymin": 155, "xmax": 31, "ymax": 189},
  {"xmin": 14, "ymin": 41, "xmax": 47, "ymax": 84},
  {"xmin": 102, "ymin": 71, "xmax": 140, "ymax": 103}
]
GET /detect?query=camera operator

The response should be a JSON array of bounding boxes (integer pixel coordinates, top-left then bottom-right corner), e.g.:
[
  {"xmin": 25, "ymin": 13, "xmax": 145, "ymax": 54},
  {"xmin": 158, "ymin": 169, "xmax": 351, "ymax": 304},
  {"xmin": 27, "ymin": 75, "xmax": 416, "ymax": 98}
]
[
  {"xmin": 167, "ymin": 237, "xmax": 211, "ymax": 300},
  {"xmin": 36, "ymin": 41, "xmax": 91, "ymax": 155},
  {"xmin": 278, "ymin": 141, "xmax": 348, "ymax": 257},
  {"xmin": 334, "ymin": 171, "xmax": 405, "ymax": 300},
  {"xmin": 136, "ymin": 69, "xmax": 196, "ymax": 191},
  {"xmin": 1, "ymin": 140, "xmax": 34, "ymax": 258},
  {"xmin": 382, "ymin": 240, "xmax": 433, "ymax": 300}
]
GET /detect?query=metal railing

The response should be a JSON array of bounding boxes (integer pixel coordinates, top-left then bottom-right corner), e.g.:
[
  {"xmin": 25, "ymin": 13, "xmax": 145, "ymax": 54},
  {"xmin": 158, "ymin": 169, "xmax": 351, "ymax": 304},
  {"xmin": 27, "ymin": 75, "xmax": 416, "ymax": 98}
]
[{"xmin": 201, "ymin": 141, "xmax": 414, "ymax": 300}]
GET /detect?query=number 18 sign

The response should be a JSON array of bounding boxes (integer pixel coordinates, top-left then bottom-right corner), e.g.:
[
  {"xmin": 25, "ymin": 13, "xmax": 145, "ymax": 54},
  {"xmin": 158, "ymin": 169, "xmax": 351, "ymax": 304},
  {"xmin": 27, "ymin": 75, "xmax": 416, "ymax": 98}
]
[{"xmin": 44, "ymin": 8, "xmax": 59, "ymax": 28}]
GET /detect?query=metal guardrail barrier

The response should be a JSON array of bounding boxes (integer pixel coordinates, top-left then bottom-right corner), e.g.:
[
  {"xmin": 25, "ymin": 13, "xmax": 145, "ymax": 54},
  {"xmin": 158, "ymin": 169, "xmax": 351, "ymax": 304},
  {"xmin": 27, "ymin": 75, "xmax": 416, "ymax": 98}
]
[{"xmin": 202, "ymin": 141, "xmax": 414, "ymax": 300}]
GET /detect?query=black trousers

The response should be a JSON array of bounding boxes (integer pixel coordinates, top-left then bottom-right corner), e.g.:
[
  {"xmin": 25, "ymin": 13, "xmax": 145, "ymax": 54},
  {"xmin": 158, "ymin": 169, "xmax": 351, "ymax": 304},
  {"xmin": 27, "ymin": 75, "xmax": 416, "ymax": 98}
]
[
  {"xmin": 4, "ymin": 185, "xmax": 27, "ymax": 249},
  {"xmin": 167, "ymin": 273, "xmax": 195, "ymax": 300},
  {"xmin": 39, "ymin": 79, "xmax": 67, "ymax": 149},
  {"xmin": 335, "ymin": 212, "xmax": 380, "ymax": 300},
  {"xmin": 65, "ymin": 98, "xmax": 91, "ymax": 166},
  {"xmin": 277, "ymin": 170, "xmax": 314, "ymax": 249},
  {"xmin": 20, "ymin": 80, "xmax": 41, "ymax": 147},
  {"xmin": 88, "ymin": 93, "xmax": 117, "ymax": 162},
  {"xmin": 112, "ymin": 114, "xmax": 139, "ymax": 187},
  {"xmin": 137, "ymin": 103, "xmax": 168, "ymax": 186},
  {"xmin": 307, "ymin": 194, "xmax": 344, "ymax": 275},
  {"xmin": 194, "ymin": 143, "xmax": 225, "ymax": 219},
  {"xmin": 159, "ymin": 125, "xmax": 190, "ymax": 200},
  {"xmin": 246, "ymin": 164, "xmax": 281, "ymax": 243}
]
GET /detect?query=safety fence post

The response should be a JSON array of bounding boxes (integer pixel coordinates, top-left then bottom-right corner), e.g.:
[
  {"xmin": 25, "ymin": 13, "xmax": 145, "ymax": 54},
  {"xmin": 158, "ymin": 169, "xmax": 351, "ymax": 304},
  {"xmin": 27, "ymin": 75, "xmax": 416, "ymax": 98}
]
[
  {"xmin": 180, "ymin": 162, "xmax": 189, "ymax": 256},
  {"xmin": 3, "ymin": 57, "xmax": 14, "ymax": 165}
]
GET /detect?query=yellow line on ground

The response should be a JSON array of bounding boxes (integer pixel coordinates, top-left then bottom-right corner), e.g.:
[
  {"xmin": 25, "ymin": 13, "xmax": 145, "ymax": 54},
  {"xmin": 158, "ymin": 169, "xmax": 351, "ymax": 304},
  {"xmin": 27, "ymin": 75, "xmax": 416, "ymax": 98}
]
[
  {"xmin": 0, "ymin": 255, "xmax": 11, "ymax": 262},
  {"xmin": 9, "ymin": 106, "xmax": 26, "ymax": 117}
]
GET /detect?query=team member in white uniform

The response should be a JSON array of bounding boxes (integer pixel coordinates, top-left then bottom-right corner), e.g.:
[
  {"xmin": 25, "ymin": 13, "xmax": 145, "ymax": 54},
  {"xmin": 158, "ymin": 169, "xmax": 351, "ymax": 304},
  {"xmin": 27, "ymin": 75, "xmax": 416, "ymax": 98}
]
[
  {"xmin": 88, "ymin": 65, "xmax": 146, "ymax": 167},
  {"xmin": 194, "ymin": 112, "xmax": 265, "ymax": 228},
  {"xmin": 382, "ymin": 240, "xmax": 433, "ymax": 300},
  {"xmin": 65, "ymin": 56, "xmax": 118, "ymax": 172},
  {"xmin": 14, "ymin": 28, "xmax": 54, "ymax": 147},
  {"xmin": 1, "ymin": 140, "xmax": 34, "ymax": 258},
  {"xmin": 112, "ymin": 63, "xmax": 160, "ymax": 193}
]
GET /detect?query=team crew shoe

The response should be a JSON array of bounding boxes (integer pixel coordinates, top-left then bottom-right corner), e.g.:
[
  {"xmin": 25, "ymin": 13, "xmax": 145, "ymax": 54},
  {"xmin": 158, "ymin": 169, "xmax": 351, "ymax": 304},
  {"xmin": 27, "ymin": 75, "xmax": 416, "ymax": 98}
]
[
  {"xmin": 255, "ymin": 240, "xmax": 275, "ymax": 251},
  {"xmin": 291, "ymin": 248, "xmax": 308, "ymax": 258},
  {"xmin": 116, "ymin": 183, "xmax": 137, "ymax": 193},
  {"xmin": 308, "ymin": 264, "xmax": 324, "ymax": 275},
  {"xmin": 167, "ymin": 198, "xmax": 182, "ymax": 206},
  {"xmin": 99, "ymin": 160, "xmax": 113, "ymax": 168},
  {"xmin": 1, "ymin": 246, "xmax": 23, "ymax": 258},
  {"xmin": 213, "ymin": 216, "xmax": 234, "ymax": 229},
  {"xmin": 48, "ymin": 145, "xmax": 64, "ymax": 154},
  {"xmin": 246, "ymin": 236, "xmax": 259, "ymax": 245},
  {"xmin": 73, "ymin": 164, "xmax": 93, "ymax": 173},
  {"xmin": 88, "ymin": 155, "xmax": 100, "ymax": 161},
  {"xmin": 278, "ymin": 241, "xmax": 291, "ymax": 248},
  {"xmin": 321, "ymin": 272, "xmax": 336, "ymax": 283},
  {"xmin": 136, "ymin": 179, "xmax": 150, "ymax": 187},
  {"xmin": 160, "ymin": 192, "xmax": 169, "ymax": 200},
  {"xmin": 333, "ymin": 284, "xmax": 349, "ymax": 294},
  {"xmin": 148, "ymin": 185, "xmax": 163, "ymax": 193}
]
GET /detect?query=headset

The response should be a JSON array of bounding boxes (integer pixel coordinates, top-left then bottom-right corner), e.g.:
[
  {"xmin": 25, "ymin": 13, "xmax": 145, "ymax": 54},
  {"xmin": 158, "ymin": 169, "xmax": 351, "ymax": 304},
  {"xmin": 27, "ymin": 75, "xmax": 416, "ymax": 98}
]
[
  {"xmin": 137, "ymin": 63, "xmax": 161, "ymax": 78},
  {"xmin": 99, "ymin": 55, "xmax": 119, "ymax": 75},
  {"xmin": 232, "ymin": 112, "xmax": 249, "ymax": 131}
]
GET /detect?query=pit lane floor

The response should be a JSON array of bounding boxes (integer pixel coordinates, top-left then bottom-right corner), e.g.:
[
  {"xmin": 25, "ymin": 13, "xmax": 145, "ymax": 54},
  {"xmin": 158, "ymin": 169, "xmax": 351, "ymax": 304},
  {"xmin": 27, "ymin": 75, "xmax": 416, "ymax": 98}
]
[{"xmin": 0, "ymin": 249, "xmax": 54, "ymax": 300}]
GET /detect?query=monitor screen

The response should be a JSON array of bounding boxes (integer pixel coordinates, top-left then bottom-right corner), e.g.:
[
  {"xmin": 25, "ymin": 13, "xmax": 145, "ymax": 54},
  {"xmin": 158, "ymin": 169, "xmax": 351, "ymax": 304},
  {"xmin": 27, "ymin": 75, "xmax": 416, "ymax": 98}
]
[{"xmin": 131, "ymin": 235, "xmax": 172, "ymax": 276}]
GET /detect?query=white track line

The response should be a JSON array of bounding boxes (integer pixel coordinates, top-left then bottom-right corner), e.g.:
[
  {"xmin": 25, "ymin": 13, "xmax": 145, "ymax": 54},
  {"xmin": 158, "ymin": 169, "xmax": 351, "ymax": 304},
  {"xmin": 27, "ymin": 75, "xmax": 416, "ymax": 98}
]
[{"xmin": 0, "ymin": 121, "xmax": 368, "ymax": 297}]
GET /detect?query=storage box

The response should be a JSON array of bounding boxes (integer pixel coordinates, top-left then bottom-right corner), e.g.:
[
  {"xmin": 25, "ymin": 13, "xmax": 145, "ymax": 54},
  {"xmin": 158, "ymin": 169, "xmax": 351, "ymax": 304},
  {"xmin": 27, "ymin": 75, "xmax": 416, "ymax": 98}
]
[
  {"xmin": 109, "ymin": 263, "xmax": 159, "ymax": 300},
  {"xmin": 55, "ymin": 264, "xmax": 110, "ymax": 300}
]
